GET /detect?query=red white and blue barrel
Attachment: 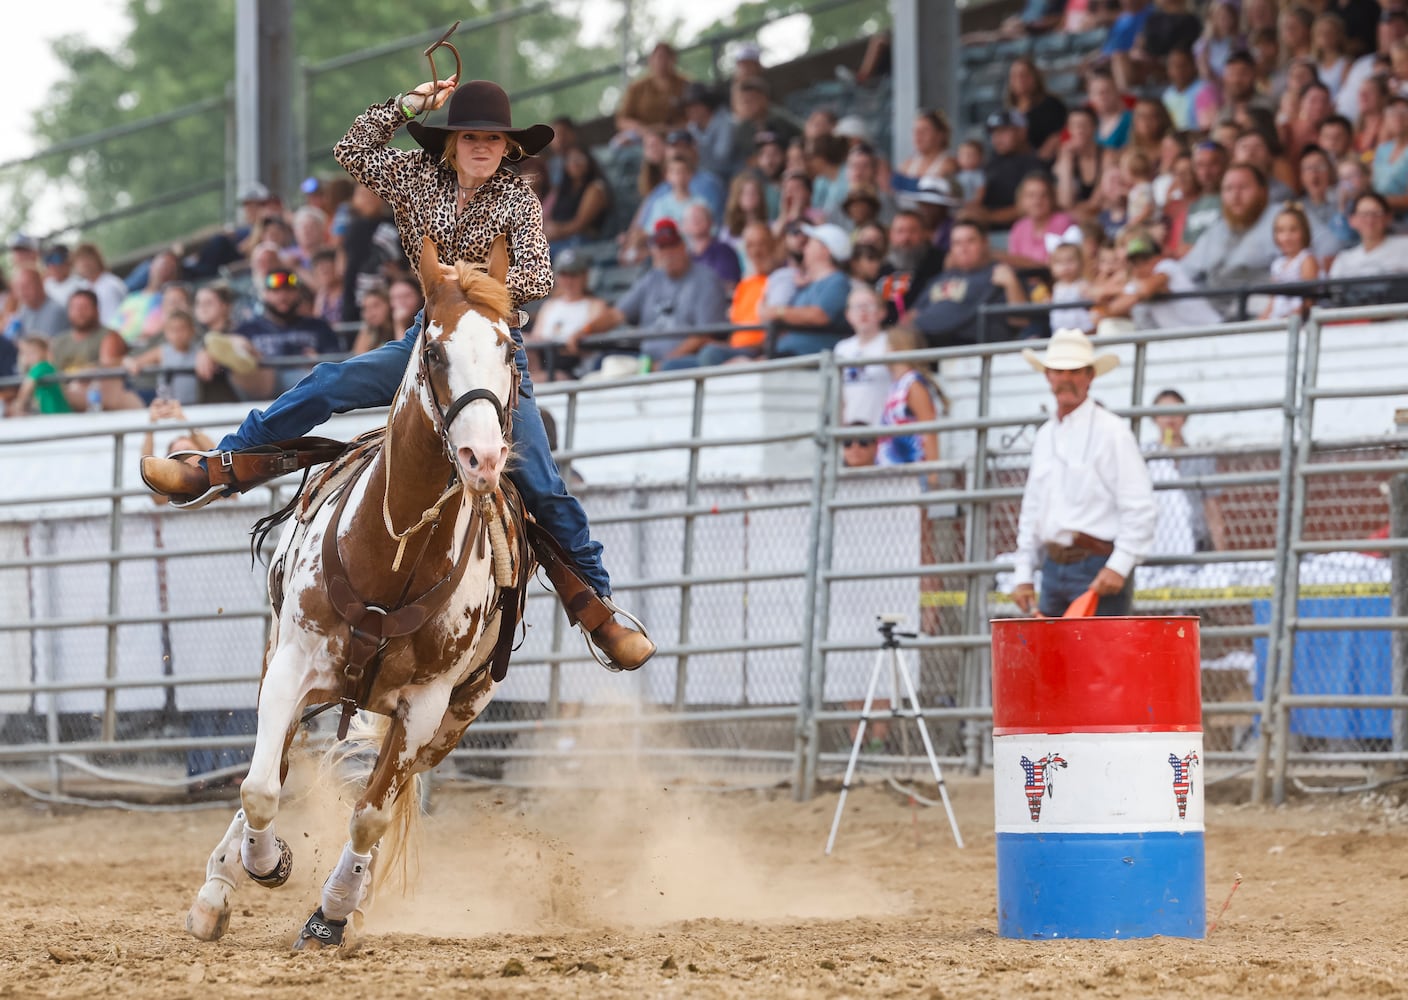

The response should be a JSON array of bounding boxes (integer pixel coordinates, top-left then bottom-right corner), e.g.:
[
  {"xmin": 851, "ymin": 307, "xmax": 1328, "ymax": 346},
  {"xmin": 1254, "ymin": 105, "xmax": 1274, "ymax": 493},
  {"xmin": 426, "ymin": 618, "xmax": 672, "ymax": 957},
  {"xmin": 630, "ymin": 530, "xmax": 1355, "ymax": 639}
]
[{"xmin": 991, "ymin": 616, "xmax": 1204, "ymax": 939}]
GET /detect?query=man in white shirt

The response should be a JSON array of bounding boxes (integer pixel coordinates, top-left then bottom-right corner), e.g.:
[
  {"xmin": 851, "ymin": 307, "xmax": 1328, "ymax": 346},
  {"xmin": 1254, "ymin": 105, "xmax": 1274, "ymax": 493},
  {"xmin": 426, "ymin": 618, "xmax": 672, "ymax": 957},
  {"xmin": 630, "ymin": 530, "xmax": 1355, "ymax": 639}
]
[{"xmin": 1009, "ymin": 329, "xmax": 1157, "ymax": 617}]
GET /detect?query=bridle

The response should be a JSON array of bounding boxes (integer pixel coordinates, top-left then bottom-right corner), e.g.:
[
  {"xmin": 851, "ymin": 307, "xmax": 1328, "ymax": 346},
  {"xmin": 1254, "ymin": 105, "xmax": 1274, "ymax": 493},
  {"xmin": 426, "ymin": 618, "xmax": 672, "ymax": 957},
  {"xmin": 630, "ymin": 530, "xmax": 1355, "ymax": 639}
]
[
  {"xmin": 378, "ymin": 320, "xmax": 518, "ymax": 572},
  {"xmin": 419, "ymin": 325, "xmax": 518, "ymax": 449}
]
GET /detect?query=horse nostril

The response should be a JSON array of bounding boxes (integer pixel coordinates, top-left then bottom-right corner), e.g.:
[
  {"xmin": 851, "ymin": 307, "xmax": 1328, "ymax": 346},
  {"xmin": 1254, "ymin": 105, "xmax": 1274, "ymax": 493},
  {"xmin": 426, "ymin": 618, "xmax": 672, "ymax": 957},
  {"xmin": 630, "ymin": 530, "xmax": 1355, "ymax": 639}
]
[{"xmin": 458, "ymin": 447, "xmax": 479, "ymax": 471}]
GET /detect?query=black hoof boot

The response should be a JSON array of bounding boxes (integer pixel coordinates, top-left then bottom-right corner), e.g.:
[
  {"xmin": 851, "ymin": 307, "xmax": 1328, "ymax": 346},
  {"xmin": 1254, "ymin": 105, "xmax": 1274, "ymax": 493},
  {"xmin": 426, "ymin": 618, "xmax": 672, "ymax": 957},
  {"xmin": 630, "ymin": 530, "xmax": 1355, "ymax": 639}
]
[
  {"xmin": 244, "ymin": 837, "xmax": 293, "ymax": 888},
  {"xmin": 293, "ymin": 907, "xmax": 347, "ymax": 950}
]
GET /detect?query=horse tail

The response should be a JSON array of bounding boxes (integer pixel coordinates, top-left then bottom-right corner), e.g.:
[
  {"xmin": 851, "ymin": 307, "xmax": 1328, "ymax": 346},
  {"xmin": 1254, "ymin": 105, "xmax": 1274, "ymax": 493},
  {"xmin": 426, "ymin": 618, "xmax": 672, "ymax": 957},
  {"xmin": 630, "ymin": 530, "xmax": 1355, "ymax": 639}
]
[{"xmin": 319, "ymin": 713, "xmax": 423, "ymax": 898}]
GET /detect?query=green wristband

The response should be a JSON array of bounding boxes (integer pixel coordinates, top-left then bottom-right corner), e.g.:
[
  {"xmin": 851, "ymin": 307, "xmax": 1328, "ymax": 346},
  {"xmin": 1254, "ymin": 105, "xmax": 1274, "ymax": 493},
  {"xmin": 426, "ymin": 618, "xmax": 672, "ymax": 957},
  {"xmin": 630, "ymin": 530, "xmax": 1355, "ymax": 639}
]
[{"xmin": 396, "ymin": 93, "xmax": 417, "ymax": 119}]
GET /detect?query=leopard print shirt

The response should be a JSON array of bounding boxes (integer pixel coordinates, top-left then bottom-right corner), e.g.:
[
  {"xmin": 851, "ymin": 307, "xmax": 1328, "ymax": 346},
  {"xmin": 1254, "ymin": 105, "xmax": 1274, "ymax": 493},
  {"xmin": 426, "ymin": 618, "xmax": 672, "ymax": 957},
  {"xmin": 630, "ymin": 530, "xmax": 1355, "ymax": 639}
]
[{"xmin": 333, "ymin": 97, "xmax": 553, "ymax": 316}]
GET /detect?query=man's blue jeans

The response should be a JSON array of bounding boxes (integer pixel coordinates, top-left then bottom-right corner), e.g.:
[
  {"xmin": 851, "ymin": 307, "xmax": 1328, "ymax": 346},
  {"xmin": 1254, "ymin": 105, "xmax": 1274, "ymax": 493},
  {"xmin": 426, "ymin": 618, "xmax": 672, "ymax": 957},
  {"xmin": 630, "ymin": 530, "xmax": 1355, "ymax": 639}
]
[
  {"xmin": 1037, "ymin": 553, "xmax": 1133, "ymax": 617},
  {"xmin": 217, "ymin": 313, "xmax": 611, "ymax": 595}
]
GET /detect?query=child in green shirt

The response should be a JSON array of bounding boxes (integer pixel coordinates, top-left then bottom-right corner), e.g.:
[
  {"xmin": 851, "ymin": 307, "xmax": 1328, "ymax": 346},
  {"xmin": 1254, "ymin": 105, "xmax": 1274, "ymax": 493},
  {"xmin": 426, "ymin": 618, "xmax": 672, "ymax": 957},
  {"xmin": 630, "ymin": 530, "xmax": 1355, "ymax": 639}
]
[{"xmin": 11, "ymin": 337, "xmax": 72, "ymax": 415}]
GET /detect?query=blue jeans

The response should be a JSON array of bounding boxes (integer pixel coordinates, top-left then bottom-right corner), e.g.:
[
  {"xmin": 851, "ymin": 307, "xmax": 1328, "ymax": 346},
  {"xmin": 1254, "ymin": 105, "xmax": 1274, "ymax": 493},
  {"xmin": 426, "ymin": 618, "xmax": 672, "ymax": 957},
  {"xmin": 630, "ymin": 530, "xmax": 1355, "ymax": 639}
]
[
  {"xmin": 1038, "ymin": 554, "xmax": 1133, "ymax": 617},
  {"xmin": 217, "ymin": 312, "xmax": 611, "ymax": 595},
  {"xmin": 775, "ymin": 331, "xmax": 844, "ymax": 356},
  {"xmin": 658, "ymin": 343, "xmax": 761, "ymax": 370}
]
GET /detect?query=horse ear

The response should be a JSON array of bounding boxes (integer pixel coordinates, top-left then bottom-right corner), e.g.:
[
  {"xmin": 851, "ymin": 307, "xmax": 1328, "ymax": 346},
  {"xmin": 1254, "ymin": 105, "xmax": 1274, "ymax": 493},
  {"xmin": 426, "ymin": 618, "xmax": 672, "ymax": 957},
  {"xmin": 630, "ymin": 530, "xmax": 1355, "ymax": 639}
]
[
  {"xmin": 486, "ymin": 235, "xmax": 509, "ymax": 283},
  {"xmin": 419, "ymin": 237, "xmax": 442, "ymax": 293}
]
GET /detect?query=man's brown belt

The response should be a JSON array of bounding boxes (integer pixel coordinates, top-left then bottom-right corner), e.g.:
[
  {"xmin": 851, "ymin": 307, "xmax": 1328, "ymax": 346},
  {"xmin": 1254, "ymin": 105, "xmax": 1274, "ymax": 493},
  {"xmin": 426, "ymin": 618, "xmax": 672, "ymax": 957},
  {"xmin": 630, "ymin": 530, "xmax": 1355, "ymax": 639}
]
[{"xmin": 1045, "ymin": 532, "xmax": 1115, "ymax": 564}]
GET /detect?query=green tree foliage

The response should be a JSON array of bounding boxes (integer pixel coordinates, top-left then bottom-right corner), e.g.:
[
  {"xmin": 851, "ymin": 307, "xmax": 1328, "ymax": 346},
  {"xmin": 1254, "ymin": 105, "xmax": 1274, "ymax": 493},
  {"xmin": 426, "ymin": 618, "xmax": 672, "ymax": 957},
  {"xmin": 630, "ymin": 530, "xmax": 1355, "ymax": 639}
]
[
  {"xmin": 21, "ymin": 0, "xmax": 617, "ymax": 259},
  {"xmin": 16, "ymin": 0, "xmax": 882, "ymax": 260}
]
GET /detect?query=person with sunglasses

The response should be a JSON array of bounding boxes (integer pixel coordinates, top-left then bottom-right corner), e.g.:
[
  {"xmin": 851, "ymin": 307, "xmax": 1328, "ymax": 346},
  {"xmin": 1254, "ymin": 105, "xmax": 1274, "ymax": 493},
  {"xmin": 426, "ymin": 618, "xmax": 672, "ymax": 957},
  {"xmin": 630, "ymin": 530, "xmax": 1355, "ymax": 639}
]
[
  {"xmin": 140, "ymin": 76, "xmax": 656, "ymax": 672},
  {"xmin": 201, "ymin": 267, "xmax": 338, "ymax": 402}
]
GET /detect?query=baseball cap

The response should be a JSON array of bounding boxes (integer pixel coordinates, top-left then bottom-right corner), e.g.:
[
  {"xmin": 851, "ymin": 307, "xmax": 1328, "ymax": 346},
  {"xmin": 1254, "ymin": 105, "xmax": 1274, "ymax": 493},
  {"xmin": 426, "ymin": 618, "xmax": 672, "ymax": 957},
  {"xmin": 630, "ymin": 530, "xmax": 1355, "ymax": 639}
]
[
  {"xmin": 985, "ymin": 110, "xmax": 1027, "ymax": 131},
  {"xmin": 300, "ymin": 176, "xmax": 321, "ymax": 195},
  {"xmin": 649, "ymin": 218, "xmax": 684, "ymax": 248},
  {"xmin": 665, "ymin": 128, "xmax": 696, "ymax": 146},
  {"xmin": 834, "ymin": 115, "xmax": 873, "ymax": 143},
  {"xmin": 736, "ymin": 42, "xmax": 763, "ymax": 63},
  {"xmin": 754, "ymin": 129, "xmax": 782, "ymax": 149},
  {"xmin": 43, "ymin": 245, "xmax": 70, "ymax": 266},
  {"xmin": 239, "ymin": 181, "xmax": 272, "ymax": 203},
  {"xmin": 800, "ymin": 222, "xmax": 852, "ymax": 264},
  {"xmin": 8, "ymin": 233, "xmax": 40, "ymax": 252},
  {"xmin": 556, "ymin": 247, "xmax": 590, "ymax": 274},
  {"xmin": 894, "ymin": 174, "xmax": 963, "ymax": 209},
  {"xmin": 679, "ymin": 81, "xmax": 715, "ymax": 108},
  {"xmin": 1124, "ymin": 233, "xmax": 1161, "ymax": 259}
]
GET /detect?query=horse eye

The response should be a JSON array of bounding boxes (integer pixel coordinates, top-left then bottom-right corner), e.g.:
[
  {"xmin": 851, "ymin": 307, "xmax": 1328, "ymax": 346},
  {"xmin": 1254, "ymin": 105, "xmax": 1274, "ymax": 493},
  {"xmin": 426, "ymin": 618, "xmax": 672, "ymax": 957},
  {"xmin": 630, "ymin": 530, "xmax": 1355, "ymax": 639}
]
[{"xmin": 425, "ymin": 340, "xmax": 448, "ymax": 368}]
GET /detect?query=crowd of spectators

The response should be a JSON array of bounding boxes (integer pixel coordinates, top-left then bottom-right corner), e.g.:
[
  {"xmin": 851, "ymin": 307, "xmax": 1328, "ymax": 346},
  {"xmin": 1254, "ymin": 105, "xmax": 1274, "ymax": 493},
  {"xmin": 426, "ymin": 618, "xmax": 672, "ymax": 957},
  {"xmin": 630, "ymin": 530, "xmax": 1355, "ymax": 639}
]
[
  {"xmin": 7, "ymin": 11, "xmax": 1406, "ymax": 456},
  {"xmin": 0, "ymin": 172, "xmax": 420, "ymax": 417}
]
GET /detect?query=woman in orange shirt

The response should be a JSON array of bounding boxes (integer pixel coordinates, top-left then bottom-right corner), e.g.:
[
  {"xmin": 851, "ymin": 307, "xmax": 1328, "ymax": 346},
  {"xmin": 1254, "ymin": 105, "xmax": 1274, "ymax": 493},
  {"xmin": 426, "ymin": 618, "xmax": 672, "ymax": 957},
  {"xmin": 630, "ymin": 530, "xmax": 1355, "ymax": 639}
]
[{"xmin": 659, "ymin": 221, "xmax": 776, "ymax": 369}]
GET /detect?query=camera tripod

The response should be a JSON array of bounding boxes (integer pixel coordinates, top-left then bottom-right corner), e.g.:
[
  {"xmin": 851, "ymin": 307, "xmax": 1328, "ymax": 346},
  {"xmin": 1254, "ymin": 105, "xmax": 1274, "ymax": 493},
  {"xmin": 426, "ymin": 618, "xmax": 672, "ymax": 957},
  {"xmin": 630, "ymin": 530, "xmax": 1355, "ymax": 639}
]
[{"xmin": 824, "ymin": 617, "xmax": 964, "ymax": 854}]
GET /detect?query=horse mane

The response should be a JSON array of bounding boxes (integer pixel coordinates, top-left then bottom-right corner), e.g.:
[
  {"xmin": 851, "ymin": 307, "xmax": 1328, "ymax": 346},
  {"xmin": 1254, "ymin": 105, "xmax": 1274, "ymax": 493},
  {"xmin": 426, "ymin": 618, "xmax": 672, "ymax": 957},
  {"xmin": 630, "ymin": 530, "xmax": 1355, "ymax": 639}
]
[{"xmin": 449, "ymin": 261, "xmax": 513, "ymax": 326}]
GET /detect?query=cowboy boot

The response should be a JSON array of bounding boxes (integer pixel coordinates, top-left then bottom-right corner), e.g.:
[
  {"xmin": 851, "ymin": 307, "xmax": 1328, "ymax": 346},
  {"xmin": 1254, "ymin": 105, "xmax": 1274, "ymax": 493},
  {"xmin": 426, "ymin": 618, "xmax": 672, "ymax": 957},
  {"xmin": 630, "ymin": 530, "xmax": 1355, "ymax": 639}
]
[
  {"xmin": 140, "ymin": 456, "xmax": 221, "ymax": 509},
  {"xmin": 140, "ymin": 439, "xmax": 349, "ymax": 510},
  {"xmin": 529, "ymin": 525, "xmax": 655, "ymax": 671}
]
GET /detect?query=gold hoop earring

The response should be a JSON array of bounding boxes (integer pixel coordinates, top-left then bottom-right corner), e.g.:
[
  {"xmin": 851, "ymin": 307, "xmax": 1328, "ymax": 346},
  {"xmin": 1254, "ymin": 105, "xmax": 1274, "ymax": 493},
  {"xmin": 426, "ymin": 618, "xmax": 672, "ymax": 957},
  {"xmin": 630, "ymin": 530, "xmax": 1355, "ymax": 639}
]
[{"xmin": 506, "ymin": 146, "xmax": 524, "ymax": 162}]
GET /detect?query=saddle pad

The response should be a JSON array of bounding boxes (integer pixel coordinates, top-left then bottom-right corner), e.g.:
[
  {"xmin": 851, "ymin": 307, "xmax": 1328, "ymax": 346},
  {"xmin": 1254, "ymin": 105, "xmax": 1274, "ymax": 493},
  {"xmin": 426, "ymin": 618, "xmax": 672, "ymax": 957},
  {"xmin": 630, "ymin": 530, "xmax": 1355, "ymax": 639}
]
[{"xmin": 298, "ymin": 428, "xmax": 387, "ymax": 524}]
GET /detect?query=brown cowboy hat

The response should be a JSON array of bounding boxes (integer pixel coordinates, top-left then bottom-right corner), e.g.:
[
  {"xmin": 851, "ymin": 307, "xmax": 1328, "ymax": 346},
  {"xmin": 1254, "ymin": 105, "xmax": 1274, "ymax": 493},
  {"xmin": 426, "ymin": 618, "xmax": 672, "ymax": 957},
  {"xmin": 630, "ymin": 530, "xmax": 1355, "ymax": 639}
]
[{"xmin": 406, "ymin": 79, "xmax": 555, "ymax": 157}]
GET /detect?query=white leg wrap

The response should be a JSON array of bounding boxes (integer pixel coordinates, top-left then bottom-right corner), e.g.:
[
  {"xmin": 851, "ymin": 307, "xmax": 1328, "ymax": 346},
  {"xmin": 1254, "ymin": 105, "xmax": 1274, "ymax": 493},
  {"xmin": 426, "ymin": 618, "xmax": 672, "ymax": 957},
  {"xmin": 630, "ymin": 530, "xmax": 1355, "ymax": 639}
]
[
  {"xmin": 241, "ymin": 820, "xmax": 281, "ymax": 877},
  {"xmin": 207, "ymin": 809, "xmax": 247, "ymax": 888},
  {"xmin": 320, "ymin": 843, "xmax": 374, "ymax": 922}
]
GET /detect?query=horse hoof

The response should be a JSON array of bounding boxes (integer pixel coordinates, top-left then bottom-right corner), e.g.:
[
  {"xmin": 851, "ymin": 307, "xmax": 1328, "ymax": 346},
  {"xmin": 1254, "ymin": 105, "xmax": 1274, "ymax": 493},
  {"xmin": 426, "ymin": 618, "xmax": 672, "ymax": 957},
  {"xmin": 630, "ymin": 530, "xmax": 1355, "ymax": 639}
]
[
  {"xmin": 186, "ymin": 883, "xmax": 232, "ymax": 941},
  {"xmin": 186, "ymin": 901, "xmax": 231, "ymax": 941},
  {"xmin": 292, "ymin": 907, "xmax": 346, "ymax": 951},
  {"xmin": 245, "ymin": 837, "xmax": 293, "ymax": 888}
]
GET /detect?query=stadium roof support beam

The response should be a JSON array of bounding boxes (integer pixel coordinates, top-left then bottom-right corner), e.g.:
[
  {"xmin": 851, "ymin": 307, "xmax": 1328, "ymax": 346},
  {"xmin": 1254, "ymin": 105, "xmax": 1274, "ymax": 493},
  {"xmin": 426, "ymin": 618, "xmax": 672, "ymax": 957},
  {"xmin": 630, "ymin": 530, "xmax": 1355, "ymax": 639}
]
[
  {"xmin": 890, "ymin": 0, "xmax": 959, "ymax": 165},
  {"xmin": 235, "ymin": 0, "xmax": 296, "ymax": 205}
]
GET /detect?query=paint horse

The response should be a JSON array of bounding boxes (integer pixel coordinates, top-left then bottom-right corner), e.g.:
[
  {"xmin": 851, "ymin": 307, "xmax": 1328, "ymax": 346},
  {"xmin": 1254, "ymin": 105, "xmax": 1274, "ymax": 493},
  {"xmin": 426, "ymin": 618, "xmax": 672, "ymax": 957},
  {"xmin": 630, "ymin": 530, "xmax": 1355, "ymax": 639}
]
[{"xmin": 185, "ymin": 237, "xmax": 532, "ymax": 949}]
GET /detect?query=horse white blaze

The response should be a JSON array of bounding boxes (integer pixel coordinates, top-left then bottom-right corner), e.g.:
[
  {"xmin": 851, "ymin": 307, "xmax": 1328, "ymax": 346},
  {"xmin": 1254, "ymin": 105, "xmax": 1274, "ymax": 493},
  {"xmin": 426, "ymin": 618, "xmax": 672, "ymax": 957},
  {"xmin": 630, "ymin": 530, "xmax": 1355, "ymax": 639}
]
[{"xmin": 442, "ymin": 311, "xmax": 512, "ymax": 494}]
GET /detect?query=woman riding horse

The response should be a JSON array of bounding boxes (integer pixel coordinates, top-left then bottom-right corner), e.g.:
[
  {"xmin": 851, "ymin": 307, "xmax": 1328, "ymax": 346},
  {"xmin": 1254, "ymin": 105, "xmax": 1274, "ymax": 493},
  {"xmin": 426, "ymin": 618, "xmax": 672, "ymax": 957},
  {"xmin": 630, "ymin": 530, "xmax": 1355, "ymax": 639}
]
[{"xmin": 140, "ymin": 76, "xmax": 654, "ymax": 671}]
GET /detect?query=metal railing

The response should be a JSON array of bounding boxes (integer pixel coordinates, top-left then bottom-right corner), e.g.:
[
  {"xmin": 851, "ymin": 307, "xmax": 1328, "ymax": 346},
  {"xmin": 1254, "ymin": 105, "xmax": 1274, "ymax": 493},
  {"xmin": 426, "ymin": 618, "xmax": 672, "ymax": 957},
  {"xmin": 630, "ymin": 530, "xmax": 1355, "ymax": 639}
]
[{"xmin": 1, "ymin": 308, "xmax": 1405, "ymax": 807}]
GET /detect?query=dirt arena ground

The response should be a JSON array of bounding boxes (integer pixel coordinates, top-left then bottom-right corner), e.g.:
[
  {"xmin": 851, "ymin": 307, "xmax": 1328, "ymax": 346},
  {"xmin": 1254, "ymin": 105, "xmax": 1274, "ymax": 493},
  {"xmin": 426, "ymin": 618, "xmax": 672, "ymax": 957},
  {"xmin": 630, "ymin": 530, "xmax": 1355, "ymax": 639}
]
[{"xmin": 2, "ymin": 763, "xmax": 1407, "ymax": 999}]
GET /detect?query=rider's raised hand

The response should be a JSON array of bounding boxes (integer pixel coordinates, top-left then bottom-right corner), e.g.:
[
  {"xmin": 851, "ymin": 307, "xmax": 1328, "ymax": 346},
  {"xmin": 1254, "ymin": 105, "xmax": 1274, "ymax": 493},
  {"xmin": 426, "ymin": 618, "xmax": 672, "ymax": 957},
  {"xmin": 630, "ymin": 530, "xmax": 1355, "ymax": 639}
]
[{"xmin": 405, "ymin": 78, "xmax": 457, "ymax": 113}]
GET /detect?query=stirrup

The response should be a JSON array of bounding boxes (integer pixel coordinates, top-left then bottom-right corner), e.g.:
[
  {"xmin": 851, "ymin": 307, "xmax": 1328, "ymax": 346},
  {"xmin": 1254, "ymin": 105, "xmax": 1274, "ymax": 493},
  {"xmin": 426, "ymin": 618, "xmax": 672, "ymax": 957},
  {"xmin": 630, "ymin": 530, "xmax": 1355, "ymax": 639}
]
[{"xmin": 583, "ymin": 596, "xmax": 652, "ymax": 673}]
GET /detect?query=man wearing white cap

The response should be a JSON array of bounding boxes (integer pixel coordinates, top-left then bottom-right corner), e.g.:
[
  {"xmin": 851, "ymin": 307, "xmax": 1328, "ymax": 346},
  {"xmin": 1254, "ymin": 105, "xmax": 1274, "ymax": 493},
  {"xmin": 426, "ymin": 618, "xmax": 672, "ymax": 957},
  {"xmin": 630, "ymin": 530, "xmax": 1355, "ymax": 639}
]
[
  {"xmin": 1010, "ymin": 330, "xmax": 1156, "ymax": 617},
  {"xmin": 762, "ymin": 222, "xmax": 854, "ymax": 355}
]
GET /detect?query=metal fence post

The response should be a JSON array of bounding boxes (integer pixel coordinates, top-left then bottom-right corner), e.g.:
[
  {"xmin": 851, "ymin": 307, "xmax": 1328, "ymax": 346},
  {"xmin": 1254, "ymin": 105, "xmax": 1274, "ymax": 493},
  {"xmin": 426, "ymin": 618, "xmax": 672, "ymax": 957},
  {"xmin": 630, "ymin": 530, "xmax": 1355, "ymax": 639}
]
[
  {"xmin": 672, "ymin": 378, "xmax": 707, "ymax": 713},
  {"xmin": 1251, "ymin": 316, "xmax": 1303, "ymax": 804},
  {"xmin": 102, "ymin": 431, "xmax": 125, "ymax": 743},
  {"xmin": 959, "ymin": 353, "xmax": 994, "ymax": 774},
  {"xmin": 1393, "ymin": 472, "xmax": 1408, "ymax": 756},
  {"xmin": 795, "ymin": 359, "xmax": 838, "ymax": 801},
  {"xmin": 1272, "ymin": 314, "xmax": 1320, "ymax": 805},
  {"xmin": 1129, "ymin": 340, "xmax": 1148, "ymax": 440}
]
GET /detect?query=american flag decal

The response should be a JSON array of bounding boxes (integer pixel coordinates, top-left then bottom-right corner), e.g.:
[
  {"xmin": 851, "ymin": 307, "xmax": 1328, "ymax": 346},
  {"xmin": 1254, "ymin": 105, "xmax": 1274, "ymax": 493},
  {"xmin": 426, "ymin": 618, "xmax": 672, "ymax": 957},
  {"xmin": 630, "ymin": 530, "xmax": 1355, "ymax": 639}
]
[
  {"xmin": 1168, "ymin": 751, "xmax": 1200, "ymax": 819},
  {"xmin": 1019, "ymin": 753, "xmax": 1069, "ymax": 822}
]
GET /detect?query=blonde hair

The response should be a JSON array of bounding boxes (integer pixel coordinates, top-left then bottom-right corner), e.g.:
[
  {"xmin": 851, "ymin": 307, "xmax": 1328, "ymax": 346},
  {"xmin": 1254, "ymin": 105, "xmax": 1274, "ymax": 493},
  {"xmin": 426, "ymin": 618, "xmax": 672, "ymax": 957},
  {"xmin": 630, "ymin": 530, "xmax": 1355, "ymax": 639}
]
[
  {"xmin": 1050, "ymin": 242, "xmax": 1084, "ymax": 271},
  {"xmin": 1119, "ymin": 149, "xmax": 1154, "ymax": 182},
  {"xmin": 886, "ymin": 324, "xmax": 951, "ymax": 414}
]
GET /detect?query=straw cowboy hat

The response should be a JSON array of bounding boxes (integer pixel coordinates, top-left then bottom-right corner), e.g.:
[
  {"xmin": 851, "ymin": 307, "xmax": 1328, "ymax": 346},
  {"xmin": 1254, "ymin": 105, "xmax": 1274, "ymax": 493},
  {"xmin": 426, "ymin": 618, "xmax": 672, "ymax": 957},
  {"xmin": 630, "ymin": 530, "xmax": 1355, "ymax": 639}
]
[
  {"xmin": 407, "ymin": 79, "xmax": 555, "ymax": 157},
  {"xmin": 1022, "ymin": 328, "xmax": 1119, "ymax": 377}
]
